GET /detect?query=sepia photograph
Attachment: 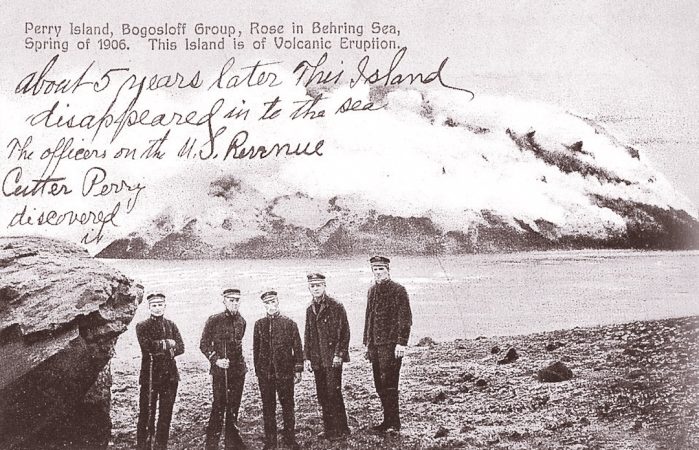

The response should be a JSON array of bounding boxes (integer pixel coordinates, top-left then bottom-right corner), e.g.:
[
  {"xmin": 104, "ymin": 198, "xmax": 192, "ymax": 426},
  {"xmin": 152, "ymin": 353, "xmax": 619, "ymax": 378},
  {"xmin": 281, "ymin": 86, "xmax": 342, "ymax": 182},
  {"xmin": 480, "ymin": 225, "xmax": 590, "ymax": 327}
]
[{"xmin": 0, "ymin": 1, "xmax": 697, "ymax": 449}]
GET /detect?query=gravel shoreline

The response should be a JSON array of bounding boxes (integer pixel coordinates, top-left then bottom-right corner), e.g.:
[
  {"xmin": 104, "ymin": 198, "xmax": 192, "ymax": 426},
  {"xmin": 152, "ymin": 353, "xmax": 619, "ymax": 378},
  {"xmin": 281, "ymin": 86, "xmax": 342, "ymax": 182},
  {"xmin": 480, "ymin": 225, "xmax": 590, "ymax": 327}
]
[{"xmin": 109, "ymin": 315, "xmax": 698, "ymax": 449}]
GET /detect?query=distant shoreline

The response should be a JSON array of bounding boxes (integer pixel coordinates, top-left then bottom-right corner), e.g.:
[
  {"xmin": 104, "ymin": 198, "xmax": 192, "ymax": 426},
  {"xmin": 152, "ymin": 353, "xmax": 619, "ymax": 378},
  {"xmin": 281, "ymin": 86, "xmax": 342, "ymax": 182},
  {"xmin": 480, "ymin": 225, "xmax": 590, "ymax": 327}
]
[
  {"xmin": 104, "ymin": 250, "xmax": 699, "ymax": 349},
  {"xmin": 95, "ymin": 247, "xmax": 699, "ymax": 261}
]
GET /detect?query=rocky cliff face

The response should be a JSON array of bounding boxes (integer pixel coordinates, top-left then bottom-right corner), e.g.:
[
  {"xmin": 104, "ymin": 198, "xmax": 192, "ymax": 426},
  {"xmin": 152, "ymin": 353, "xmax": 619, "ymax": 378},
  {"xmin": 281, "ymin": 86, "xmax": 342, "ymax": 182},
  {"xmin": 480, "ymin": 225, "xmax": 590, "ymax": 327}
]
[
  {"xmin": 96, "ymin": 191, "xmax": 699, "ymax": 260},
  {"xmin": 95, "ymin": 91, "xmax": 699, "ymax": 259},
  {"xmin": 0, "ymin": 237, "xmax": 142, "ymax": 449}
]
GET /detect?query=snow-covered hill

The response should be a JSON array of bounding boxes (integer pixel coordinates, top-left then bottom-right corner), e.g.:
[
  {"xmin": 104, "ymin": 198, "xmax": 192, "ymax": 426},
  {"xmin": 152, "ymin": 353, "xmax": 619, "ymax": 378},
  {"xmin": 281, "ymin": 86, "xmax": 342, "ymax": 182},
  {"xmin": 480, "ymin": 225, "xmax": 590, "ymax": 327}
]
[{"xmin": 96, "ymin": 89, "xmax": 698, "ymax": 258}]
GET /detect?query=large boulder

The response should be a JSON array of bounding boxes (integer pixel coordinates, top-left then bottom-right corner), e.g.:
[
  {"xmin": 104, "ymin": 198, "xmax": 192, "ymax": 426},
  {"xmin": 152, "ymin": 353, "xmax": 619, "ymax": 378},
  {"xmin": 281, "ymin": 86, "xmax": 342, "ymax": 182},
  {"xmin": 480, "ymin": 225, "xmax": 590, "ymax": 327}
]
[
  {"xmin": 497, "ymin": 347, "xmax": 519, "ymax": 364},
  {"xmin": 538, "ymin": 361, "xmax": 574, "ymax": 382},
  {"xmin": 0, "ymin": 237, "xmax": 142, "ymax": 449}
]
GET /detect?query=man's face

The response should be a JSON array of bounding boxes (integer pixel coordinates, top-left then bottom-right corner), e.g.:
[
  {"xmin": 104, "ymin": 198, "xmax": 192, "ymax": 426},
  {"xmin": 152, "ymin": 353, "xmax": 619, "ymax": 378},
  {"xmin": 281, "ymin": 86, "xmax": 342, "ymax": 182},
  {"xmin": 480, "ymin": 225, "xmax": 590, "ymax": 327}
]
[
  {"xmin": 308, "ymin": 281, "xmax": 326, "ymax": 300},
  {"xmin": 148, "ymin": 300, "xmax": 166, "ymax": 317},
  {"xmin": 372, "ymin": 265, "xmax": 390, "ymax": 282},
  {"xmin": 223, "ymin": 295, "xmax": 240, "ymax": 314},
  {"xmin": 263, "ymin": 297, "xmax": 280, "ymax": 315}
]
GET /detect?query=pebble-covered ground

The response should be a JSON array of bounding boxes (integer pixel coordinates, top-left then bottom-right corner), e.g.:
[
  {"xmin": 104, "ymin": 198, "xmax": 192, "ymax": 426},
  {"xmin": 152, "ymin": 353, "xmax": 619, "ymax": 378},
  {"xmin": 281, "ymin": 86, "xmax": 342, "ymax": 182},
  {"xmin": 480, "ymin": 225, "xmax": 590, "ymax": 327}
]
[{"xmin": 109, "ymin": 316, "xmax": 698, "ymax": 449}]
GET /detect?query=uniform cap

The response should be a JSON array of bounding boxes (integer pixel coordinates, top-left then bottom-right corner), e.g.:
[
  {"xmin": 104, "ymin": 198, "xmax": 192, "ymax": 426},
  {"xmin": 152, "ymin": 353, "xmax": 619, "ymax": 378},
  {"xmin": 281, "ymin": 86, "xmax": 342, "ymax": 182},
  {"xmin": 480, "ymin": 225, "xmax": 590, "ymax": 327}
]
[
  {"xmin": 222, "ymin": 288, "xmax": 241, "ymax": 297},
  {"xmin": 307, "ymin": 272, "xmax": 326, "ymax": 282},
  {"xmin": 260, "ymin": 290, "xmax": 278, "ymax": 301},
  {"xmin": 147, "ymin": 293, "xmax": 166, "ymax": 303},
  {"xmin": 369, "ymin": 255, "xmax": 391, "ymax": 267}
]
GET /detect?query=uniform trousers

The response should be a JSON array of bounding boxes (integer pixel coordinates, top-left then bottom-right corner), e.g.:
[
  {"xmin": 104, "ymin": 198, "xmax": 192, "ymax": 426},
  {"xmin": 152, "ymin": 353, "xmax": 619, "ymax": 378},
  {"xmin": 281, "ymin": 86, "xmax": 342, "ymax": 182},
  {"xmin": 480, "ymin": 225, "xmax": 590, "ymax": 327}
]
[
  {"xmin": 369, "ymin": 344, "xmax": 402, "ymax": 427},
  {"xmin": 257, "ymin": 376, "xmax": 296, "ymax": 446},
  {"xmin": 313, "ymin": 366, "xmax": 349, "ymax": 435},
  {"xmin": 205, "ymin": 372, "xmax": 246, "ymax": 450},
  {"xmin": 136, "ymin": 379, "xmax": 178, "ymax": 450}
]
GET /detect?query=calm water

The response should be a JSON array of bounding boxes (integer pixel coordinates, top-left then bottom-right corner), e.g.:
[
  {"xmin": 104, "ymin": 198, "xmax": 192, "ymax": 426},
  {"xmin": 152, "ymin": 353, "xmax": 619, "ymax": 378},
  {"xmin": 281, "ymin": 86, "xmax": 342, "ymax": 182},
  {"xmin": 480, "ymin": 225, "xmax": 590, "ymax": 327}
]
[{"xmin": 103, "ymin": 250, "xmax": 699, "ymax": 363}]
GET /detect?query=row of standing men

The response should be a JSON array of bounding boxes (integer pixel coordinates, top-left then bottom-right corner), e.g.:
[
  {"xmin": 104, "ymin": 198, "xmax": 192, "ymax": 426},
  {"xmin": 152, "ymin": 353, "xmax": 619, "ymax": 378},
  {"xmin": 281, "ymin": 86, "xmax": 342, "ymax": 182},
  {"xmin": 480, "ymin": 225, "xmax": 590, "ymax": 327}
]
[{"xmin": 134, "ymin": 255, "xmax": 413, "ymax": 449}]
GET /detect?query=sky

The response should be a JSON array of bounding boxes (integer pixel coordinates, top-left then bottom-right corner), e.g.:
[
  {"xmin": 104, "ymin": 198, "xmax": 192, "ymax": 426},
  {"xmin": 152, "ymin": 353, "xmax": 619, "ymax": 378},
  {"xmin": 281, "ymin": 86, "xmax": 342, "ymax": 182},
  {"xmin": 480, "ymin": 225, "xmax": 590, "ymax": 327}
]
[{"xmin": 0, "ymin": 0, "xmax": 696, "ymax": 246}]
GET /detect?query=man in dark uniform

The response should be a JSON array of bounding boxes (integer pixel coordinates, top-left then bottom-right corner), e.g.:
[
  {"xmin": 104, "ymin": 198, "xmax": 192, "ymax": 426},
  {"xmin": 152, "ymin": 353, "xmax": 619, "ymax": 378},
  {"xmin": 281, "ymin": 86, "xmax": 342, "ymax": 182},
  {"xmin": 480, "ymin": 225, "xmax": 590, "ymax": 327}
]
[
  {"xmin": 363, "ymin": 256, "xmax": 412, "ymax": 432},
  {"xmin": 303, "ymin": 272, "xmax": 351, "ymax": 441},
  {"xmin": 200, "ymin": 288, "xmax": 248, "ymax": 450},
  {"xmin": 136, "ymin": 293, "xmax": 185, "ymax": 450},
  {"xmin": 253, "ymin": 290, "xmax": 303, "ymax": 450}
]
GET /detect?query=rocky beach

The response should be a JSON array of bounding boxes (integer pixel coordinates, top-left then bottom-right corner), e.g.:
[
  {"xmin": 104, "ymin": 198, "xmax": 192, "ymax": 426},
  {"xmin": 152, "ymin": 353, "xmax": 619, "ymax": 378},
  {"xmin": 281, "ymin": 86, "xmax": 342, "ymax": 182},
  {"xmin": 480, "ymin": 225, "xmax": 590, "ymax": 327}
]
[{"xmin": 109, "ymin": 315, "xmax": 698, "ymax": 449}]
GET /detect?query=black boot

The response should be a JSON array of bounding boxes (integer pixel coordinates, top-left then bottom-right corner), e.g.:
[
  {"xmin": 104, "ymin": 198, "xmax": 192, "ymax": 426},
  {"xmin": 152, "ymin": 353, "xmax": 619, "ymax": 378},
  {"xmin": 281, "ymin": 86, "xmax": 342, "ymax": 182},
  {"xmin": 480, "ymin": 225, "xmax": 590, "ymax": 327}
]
[
  {"xmin": 282, "ymin": 430, "xmax": 300, "ymax": 450},
  {"xmin": 371, "ymin": 422, "xmax": 391, "ymax": 433},
  {"xmin": 371, "ymin": 393, "xmax": 390, "ymax": 432},
  {"xmin": 386, "ymin": 389, "xmax": 401, "ymax": 431},
  {"xmin": 318, "ymin": 407, "xmax": 332, "ymax": 439},
  {"xmin": 262, "ymin": 441, "xmax": 277, "ymax": 450}
]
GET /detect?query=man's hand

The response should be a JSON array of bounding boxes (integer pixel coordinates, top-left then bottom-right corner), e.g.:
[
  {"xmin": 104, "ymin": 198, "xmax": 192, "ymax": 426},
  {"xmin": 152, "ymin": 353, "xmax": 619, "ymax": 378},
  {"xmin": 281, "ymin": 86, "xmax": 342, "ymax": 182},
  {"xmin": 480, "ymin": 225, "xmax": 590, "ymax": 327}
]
[
  {"xmin": 215, "ymin": 358, "xmax": 230, "ymax": 369},
  {"xmin": 159, "ymin": 339, "xmax": 177, "ymax": 350},
  {"xmin": 332, "ymin": 356, "xmax": 343, "ymax": 368},
  {"xmin": 294, "ymin": 372, "xmax": 303, "ymax": 384},
  {"xmin": 394, "ymin": 344, "xmax": 406, "ymax": 359},
  {"xmin": 364, "ymin": 345, "xmax": 370, "ymax": 360},
  {"xmin": 304, "ymin": 360, "xmax": 313, "ymax": 373}
]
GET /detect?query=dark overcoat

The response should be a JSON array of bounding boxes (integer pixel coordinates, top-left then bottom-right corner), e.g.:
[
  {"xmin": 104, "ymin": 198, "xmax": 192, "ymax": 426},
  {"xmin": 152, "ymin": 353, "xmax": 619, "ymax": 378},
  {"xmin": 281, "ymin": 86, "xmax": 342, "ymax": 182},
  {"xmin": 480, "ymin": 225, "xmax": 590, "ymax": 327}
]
[
  {"xmin": 253, "ymin": 314, "xmax": 304, "ymax": 379},
  {"xmin": 363, "ymin": 279, "xmax": 412, "ymax": 347},
  {"xmin": 303, "ymin": 295, "xmax": 350, "ymax": 369},
  {"xmin": 136, "ymin": 316, "xmax": 185, "ymax": 384},
  {"xmin": 199, "ymin": 311, "xmax": 247, "ymax": 375}
]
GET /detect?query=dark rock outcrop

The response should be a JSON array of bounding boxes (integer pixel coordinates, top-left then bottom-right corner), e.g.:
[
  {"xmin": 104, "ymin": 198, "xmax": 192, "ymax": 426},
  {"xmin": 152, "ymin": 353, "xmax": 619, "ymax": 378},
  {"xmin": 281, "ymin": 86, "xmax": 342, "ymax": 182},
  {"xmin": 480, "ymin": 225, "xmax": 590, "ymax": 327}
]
[
  {"xmin": 546, "ymin": 341, "xmax": 564, "ymax": 351},
  {"xmin": 94, "ymin": 236, "xmax": 150, "ymax": 259},
  {"xmin": 590, "ymin": 196, "xmax": 699, "ymax": 250},
  {"xmin": 417, "ymin": 336, "xmax": 437, "ymax": 347},
  {"xmin": 538, "ymin": 361, "xmax": 574, "ymax": 383},
  {"xmin": 459, "ymin": 372, "xmax": 476, "ymax": 383},
  {"xmin": 0, "ymin": 237, "xmax": 142, "ymax": 449},
  {"xmin": 432, "ymin": 391, "xmax": 448, "ymax": 403},
  {"xmin": 434, "ymin": 426, "xmax": 450, "ymax": 438},
  {"xmin": 506, "ymin": 128, "xmax": 632, "ymax": 185},
  {"xmin": 497, "ymin": 348, "xmax": 520, "ymax": 364}
]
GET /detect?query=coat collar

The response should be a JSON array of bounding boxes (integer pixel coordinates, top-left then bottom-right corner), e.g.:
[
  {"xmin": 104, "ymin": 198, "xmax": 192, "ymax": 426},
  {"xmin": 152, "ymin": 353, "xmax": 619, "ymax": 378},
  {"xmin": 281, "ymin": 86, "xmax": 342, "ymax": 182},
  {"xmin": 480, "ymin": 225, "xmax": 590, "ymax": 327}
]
[
  {"xmin": 312, "ymin": 294, "xmax": 334, "ymax": 315},
  {"xmin": 374, "ymin": 277, "xmax": 392, "ymax": 286}
]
